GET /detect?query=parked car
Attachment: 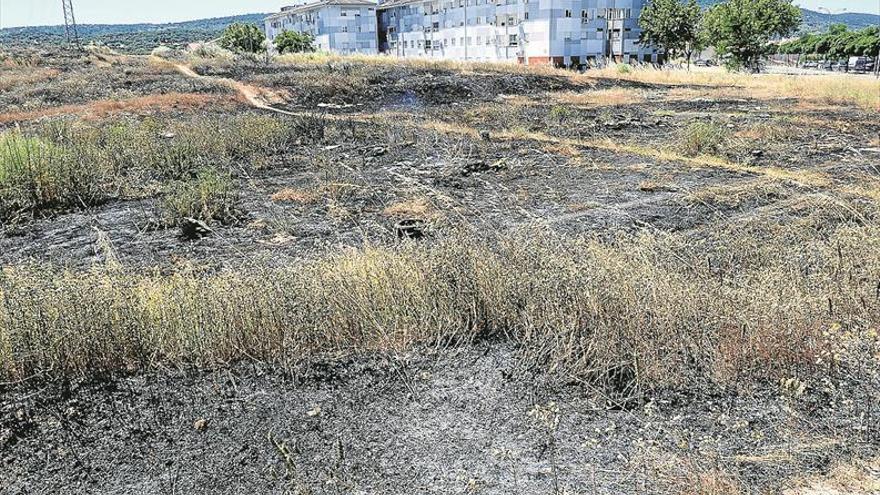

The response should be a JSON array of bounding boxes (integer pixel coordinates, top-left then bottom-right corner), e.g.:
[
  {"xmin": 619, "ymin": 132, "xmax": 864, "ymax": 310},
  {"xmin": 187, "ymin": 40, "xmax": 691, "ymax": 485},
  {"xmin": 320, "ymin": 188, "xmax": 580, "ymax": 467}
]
[
  {"xmin": 803, "ymin": 61, "xmax": 818, "ymax": 69},
  {"xmin": 848, "ymin": 56, "xmax": 871, "ymax": 73}
]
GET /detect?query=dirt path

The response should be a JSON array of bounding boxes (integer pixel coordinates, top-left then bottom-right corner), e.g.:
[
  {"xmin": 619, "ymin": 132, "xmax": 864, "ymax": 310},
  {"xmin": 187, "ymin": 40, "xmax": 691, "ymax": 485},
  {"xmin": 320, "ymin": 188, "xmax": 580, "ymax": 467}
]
[
  {"xmin": 0, "ymin": 92, "xmax": 229, "ymax": 124},
  {"xmin": 171, "ymin": 61, "xmax": 318, "ymax": 118}
]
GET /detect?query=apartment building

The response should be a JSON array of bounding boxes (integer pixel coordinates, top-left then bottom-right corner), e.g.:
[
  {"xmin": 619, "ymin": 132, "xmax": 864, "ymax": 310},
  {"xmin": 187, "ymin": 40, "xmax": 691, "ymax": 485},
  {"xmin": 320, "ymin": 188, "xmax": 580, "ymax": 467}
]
[
  {"xmin": 265, "ymin": 0, "xmax": 380, "ymax": 54},
  {"xmin": 266, "ymin": 0, "xmax": 656, "ymax": 66},
  {"xmin": 377, "ymin": 0, "xmax": 654, "ymax": 66}
]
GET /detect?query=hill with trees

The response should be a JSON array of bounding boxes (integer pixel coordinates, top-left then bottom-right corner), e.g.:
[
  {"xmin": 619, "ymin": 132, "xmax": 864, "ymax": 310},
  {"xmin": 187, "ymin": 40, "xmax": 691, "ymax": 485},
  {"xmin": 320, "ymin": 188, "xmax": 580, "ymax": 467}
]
[
  {"xmin": 697, "ymin": 0, "xmax": 880, "ymax": 31},
  {"xmin": 0, "ymin": 14, "xmax": 269, "ymax": 54}
]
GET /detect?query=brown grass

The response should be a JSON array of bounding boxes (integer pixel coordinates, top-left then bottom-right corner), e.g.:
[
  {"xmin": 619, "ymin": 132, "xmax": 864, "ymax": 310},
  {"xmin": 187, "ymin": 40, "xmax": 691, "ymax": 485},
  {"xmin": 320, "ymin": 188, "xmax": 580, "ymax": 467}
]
[
  {"xmin": 555, "ymin": 87, "xmax": 647, "ymax": 107},
  {"xmin": 0, "ymin": 68, "xmax": 60, "ymax": 91},
  {"xmin": 588, "ymin": 66, "xmax": 880, "ymax": 112},
  {"xmin": 0, "ymin": 92, "xmax": 235, "ymax": 124},
  {"xmin": 784, "ymin": 457, "xmax": 880, "ymax": 495}
]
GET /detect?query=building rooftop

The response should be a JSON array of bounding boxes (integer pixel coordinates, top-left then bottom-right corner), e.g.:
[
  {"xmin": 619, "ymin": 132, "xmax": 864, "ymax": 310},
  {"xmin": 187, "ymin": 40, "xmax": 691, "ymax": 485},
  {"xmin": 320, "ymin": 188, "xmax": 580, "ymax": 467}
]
[
  {"xmin": 375, "ymin": 0, "xmax": 426, "ymax": 10},
  {"xmin": 266, "ymin": 0, "xmax": 378, "ymax": 19}
]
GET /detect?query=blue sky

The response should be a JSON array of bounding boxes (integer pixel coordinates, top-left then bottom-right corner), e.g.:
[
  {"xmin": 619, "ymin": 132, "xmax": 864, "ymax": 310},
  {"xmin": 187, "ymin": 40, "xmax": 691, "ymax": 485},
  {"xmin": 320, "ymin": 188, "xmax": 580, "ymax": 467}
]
[{"xmin": 0, "ymin": 0, "xmax": 877, "ymax": 28}]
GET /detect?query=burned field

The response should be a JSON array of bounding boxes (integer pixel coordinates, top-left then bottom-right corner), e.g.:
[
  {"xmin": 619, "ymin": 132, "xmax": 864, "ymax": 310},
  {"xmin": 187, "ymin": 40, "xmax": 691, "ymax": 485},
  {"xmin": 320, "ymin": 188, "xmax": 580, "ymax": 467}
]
[{"xmin": 2, "ymin": 47, "xmax": 880, "ymax": 494}]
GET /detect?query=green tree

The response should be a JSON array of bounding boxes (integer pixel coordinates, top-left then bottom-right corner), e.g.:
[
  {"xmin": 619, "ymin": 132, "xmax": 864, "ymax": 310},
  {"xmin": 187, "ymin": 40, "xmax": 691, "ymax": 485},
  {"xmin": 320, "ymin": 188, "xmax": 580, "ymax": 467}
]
[
  {"xmin": 703, "ymin": 0, "xmax": 802, "ymax": 72},
  {"xmin": 218, "ymin": 23, "xmax": 266, "ymax": 54},
  {"xmin": 777, "ymin": 25, "xmax": 880, "ymax": 61},
  {"xmin": 639, "ymin": 0, "xmax": 705, "ymax": 69},
  {"xmin": 274, "ymin": 30, "xmax": 316, "ymax": 54}
]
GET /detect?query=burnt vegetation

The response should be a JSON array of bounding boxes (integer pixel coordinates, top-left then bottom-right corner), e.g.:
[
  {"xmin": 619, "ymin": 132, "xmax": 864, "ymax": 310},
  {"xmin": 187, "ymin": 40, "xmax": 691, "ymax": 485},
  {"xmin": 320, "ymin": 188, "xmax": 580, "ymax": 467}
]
[{"xmin": 1, "ymin": 46, "xmax": 880, "ymax": 494}]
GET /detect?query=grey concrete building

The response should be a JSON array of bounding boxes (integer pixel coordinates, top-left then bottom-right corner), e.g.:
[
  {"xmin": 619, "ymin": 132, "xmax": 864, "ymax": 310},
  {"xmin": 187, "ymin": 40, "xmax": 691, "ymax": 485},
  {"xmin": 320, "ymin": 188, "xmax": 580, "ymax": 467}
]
[{"xmin": 266, "ymin": 0, "xmax": 380, "ymax": 55}]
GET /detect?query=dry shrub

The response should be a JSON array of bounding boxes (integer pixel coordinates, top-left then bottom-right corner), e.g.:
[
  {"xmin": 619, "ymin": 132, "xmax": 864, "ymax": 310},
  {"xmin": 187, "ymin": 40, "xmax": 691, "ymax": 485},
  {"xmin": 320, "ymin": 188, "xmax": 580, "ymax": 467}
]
[
  {"xmin": 161, "ymin": 168, "xmax": 239, "ymax": 225},
  {"xmin": 677, "ymin": 121, "xmax": 732, "ymax": 156}
]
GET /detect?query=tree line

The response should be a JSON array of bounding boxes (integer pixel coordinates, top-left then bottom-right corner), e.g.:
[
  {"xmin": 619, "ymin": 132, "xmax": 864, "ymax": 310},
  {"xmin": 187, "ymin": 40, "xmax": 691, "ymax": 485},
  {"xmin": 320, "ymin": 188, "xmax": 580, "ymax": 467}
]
[
  {"xmin": 639, "ymin": 0, "xmax": 804, "ymax": 72},
  {"xmin": 775, "ymin": 24, "xmax": 880, "ymax": 59},
  {"xmin": 219, "ymin": 23, "xmax": 316, "ymax": 55}
]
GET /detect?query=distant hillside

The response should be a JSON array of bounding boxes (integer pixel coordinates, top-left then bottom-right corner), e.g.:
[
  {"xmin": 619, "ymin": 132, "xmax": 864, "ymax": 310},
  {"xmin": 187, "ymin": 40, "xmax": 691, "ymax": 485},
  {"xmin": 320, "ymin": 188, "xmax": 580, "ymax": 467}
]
[
  {"xmin": 0, "ymin": 13, "xmax": 270, "ymax": 54},
  {"xmin": 697, "ymin": 1, "xmax": 879, "ymax": 32}
]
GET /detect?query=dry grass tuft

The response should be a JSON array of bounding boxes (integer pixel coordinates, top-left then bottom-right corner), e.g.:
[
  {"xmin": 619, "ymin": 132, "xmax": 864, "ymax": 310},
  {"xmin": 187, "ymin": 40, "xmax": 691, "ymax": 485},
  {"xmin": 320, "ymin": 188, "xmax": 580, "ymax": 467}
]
[
  {"xmin": 382, "ymin": 197, "xmax": 434, "ymax": 218},
  {"xmin": 271, "ymin": 188, "xmax": 320, "ymax": 204}
]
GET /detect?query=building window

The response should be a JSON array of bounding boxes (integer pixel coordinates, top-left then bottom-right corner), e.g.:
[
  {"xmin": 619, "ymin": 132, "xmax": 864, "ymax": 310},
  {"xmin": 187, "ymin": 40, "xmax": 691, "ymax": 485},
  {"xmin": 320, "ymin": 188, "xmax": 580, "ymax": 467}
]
[
  {"xmin": 509, "ymin": 34, "xmax": 518, "ymax": 46},
  {"xmin": 342, "ymin": 26, "xmax": 348, "ymax": 32},
  {"xmin": 564, "ymin": 9, "xmax": 572, "ymax": 17},
  {"xmin": 524, "ymin": 12, "xmax": 529, "ymax": 20},
  {"xmin": 476, "ymin": 35, "xmax": 481, "ymax": 44}
]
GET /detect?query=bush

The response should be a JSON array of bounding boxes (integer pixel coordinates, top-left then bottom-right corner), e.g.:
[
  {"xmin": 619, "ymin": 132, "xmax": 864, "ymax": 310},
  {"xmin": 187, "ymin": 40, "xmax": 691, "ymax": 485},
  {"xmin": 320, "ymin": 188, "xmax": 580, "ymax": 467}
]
[
  {"xmin": 677, "ymin": 121, "xmax": 730, "ymax": 156},
  {"xmin": 0, "ymin": 114, "xmax": 313, "ymax": 218},
  {"xmin": 0, "ymin": 132, "xmax": 105, "ymax": 216},
  {"xmin": 218, "ymin": 23, "xmax": 266, "ymax": 54},
  {"xmin": 150, "ymin": 46, "xmax": 174, "ymax": 59},
  {"xmin": 274, "ymin": 30, "xmax": 315, "ymax": 54},
  {"xmin": 161, "ymin": 168, "xmax": 238, "ymax": 225}
]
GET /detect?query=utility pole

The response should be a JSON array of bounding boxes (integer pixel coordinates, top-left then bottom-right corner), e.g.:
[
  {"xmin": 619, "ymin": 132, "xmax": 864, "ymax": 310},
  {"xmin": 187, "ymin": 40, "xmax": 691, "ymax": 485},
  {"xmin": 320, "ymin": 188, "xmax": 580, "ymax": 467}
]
[{"xmin": 62, "ymin": 0, "xmax": 81, "ymax": 48}]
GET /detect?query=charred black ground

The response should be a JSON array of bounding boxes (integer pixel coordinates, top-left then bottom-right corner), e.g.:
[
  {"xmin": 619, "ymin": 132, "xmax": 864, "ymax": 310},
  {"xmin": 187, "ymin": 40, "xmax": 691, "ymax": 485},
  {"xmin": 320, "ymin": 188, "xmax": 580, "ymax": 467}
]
[{"xmin": 1, "ymin": 47, "xmax": 879, "ymax": 493}]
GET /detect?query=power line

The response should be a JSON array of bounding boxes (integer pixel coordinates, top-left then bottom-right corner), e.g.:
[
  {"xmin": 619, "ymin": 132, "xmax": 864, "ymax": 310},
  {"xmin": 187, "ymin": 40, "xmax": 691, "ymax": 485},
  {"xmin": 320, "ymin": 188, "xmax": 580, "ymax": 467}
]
[{"xmin": 62, "ymin": 0, "xmax": 81, "ymax": 47}]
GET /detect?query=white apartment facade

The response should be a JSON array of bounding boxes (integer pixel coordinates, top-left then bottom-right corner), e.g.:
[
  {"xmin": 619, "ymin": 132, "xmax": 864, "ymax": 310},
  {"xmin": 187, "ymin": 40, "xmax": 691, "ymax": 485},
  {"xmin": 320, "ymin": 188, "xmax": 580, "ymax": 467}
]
[
  {"xmin": 266, "ymin": 0, "xmax": 657, "ymax": 66},
  {"xmin": 265, "ymin": 0, "xmax": 379, "ymax": 54},
  {"xmin": 377, "ymin": 0, "xmax": 656, "ymax": 66}
]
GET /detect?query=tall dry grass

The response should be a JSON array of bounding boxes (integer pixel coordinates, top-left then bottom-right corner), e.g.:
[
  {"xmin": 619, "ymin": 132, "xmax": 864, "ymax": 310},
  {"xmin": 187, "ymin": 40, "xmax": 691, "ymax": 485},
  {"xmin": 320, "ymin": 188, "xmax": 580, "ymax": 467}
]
[
  {"xmin": 588, "ymin": 65, "xmax": 880, "ymax": 111},
  {"xmin": 2, "ymin": 226, "xmax": 878, "ymax": 393}
]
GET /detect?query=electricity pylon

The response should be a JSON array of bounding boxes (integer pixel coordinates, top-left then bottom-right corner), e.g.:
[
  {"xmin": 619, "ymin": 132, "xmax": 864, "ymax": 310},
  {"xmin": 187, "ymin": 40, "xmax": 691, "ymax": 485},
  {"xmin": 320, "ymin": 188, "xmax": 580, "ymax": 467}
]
[{"xmin": 62, "ymin": 0, "xmax": 81, "ymax": 47}]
